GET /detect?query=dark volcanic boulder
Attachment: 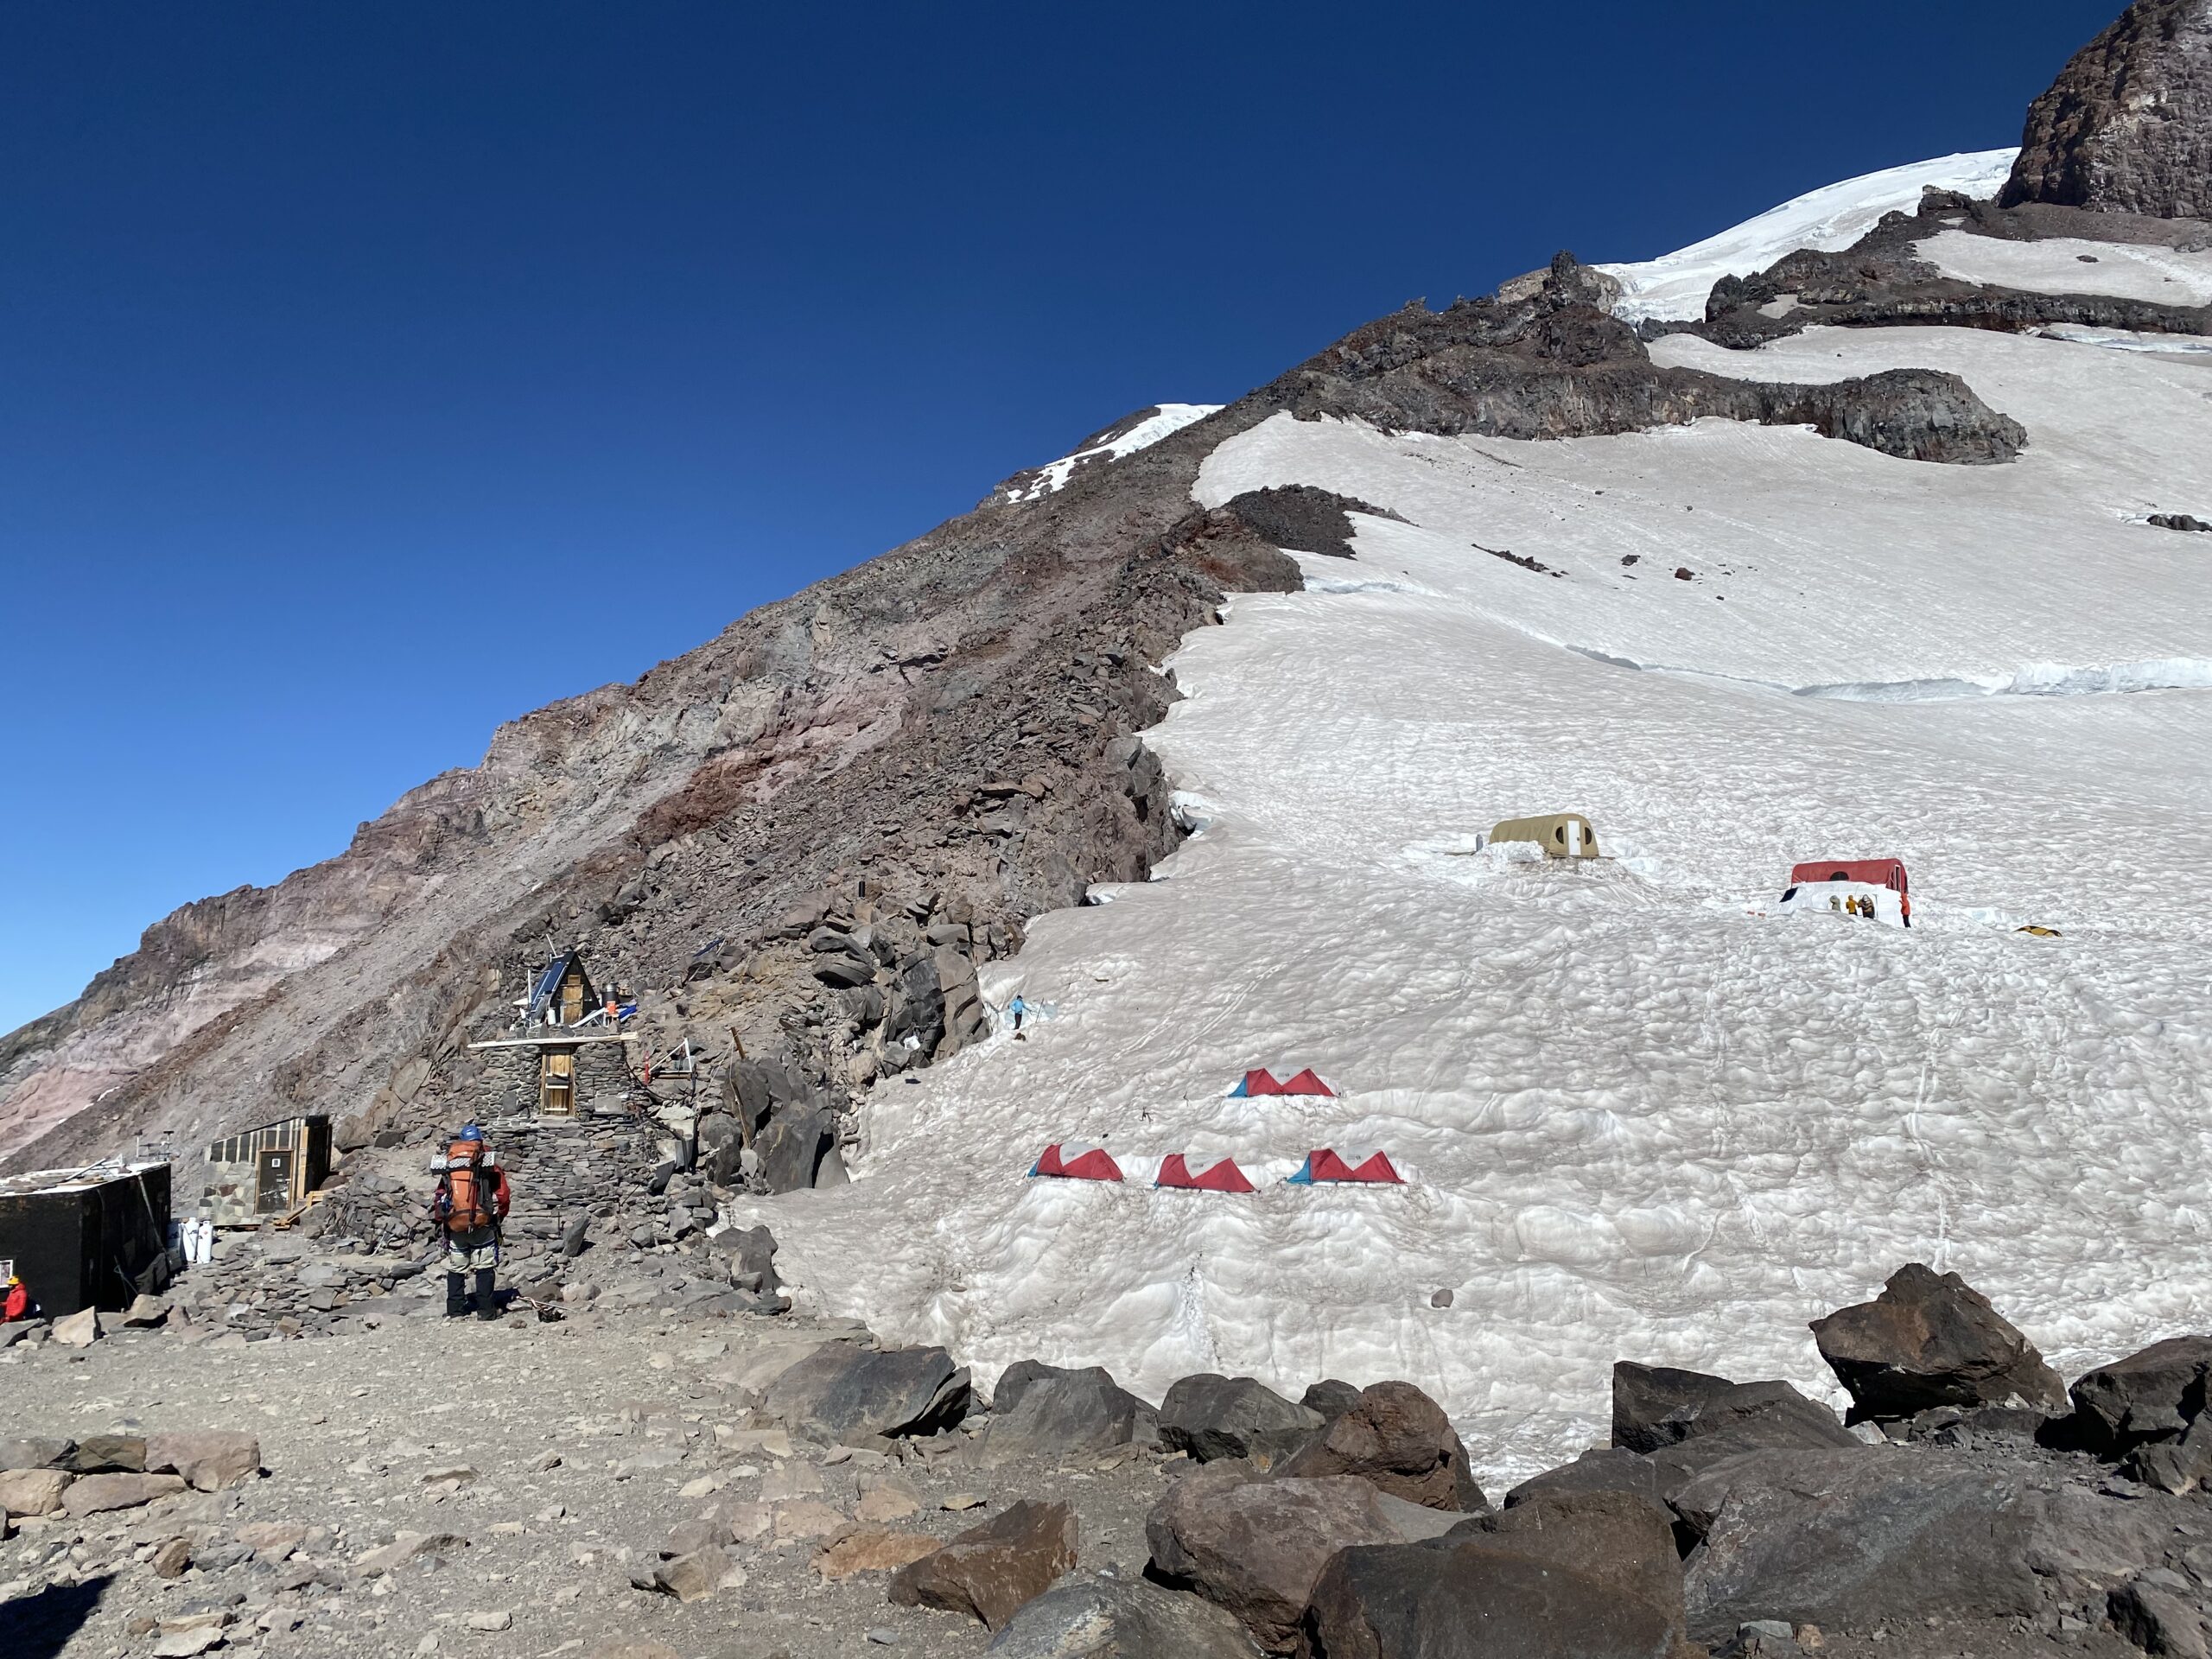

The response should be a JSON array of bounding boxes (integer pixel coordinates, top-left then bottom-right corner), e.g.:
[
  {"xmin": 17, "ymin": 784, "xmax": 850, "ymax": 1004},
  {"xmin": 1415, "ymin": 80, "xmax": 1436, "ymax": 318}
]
[
  {"xmin": 755, "ymin": 1103, "xmax": 836, "ymax": 1192},
  {"xmin": 1808, "ymin": 1263, "xmax": 2068, "ymax": 1421},
  {"xmin": 987, "ymin": 1573, "xmax": 1263, "ymax": 1657},
  {"xmin": 2000, "ymin": 0, "xmax": 2212, "ymax": 218},
  {"xmin": 978, "ymin": 1365, "xmax": 1156, "ymax": 1467},
  {"xmin": 1275, "ymin": 1381, "xmax": 1486, "ymax": 1512},
  {"xmin": 994, "ymin": 1359, "xmax": 1075, "ymax": 1416},
  {"xmin": 758, "ymin": 1341, "xmax": 969, "ymax": 1442},
  {"xmin": 694, "ymin": 1111, "xmax": 744, "ymax": 1185},
  {"xmin": 888, "ymin": 1497, "xmax": 1077, "ymax": 1630},
  {"xmin": 1302, "ymin": 1489, "xmax": 1689, "ymax": 1659},
  {"xmin": 2067, "ymin": 1334, "xmax": 2212, "ymax": 1450},
  {"xmin": 709, "ymin": 1223, "xmax": 780, "ymax": 1294},
  {"xmin": 1146, "ymin": 1465, "xmax": 1411, "ymax": 1653},
  {"xmin": 2063, "ymin": 1335, "xmax": 2212, "ymax": 1487},
  {"xmin": 1302, "ymin": 1380, "xmax": 1364, "ymax": 1422},
  {"xmin": 1673, "ymin": 1446, "xmax": 2187, "ymax": 1645},
  {"xmin": 1159, "ymin": 1374, "xmax": 1324, "ymax": 1465},
  {"xmin": 1505, "ymin": 1446, "xmax": 1673, "ymax": 1510},
  {"xmin": 1612, "ymin": 1362, "xmax": 1857, "ymax": 1453},
  {"xmin": 62, "ymin": 1434, "xmax": 147, "ymax": 1474}
]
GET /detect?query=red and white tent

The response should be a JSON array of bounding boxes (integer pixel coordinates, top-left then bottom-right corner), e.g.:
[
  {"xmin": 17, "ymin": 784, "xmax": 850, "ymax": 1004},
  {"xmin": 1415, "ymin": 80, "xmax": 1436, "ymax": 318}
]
[
  {"xmin": 1155, "ymin": 1154, "xmax": 1257, "ymax": 1193},
  {"xmin": 1287, "ymin": 1148, "xmax": 1403, "ymax": 1185},
  {"xmin": 1226, "ymin": 1068, "xmax": 1337, "ymax": 1097},
  {"xmin": 1029, "ymin": 1143, "xmax": 1123, "ymax": 1182}
]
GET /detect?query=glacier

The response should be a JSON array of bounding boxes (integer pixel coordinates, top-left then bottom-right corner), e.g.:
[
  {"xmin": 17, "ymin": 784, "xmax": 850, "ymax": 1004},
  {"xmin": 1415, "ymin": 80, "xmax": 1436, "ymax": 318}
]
[{"xmin": 751, "ymin": 166, "xmax": 2212, "ymax": 1485}]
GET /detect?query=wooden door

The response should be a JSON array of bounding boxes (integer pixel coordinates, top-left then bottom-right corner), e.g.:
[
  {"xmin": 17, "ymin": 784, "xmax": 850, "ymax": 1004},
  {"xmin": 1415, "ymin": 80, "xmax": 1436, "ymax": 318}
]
[
  {"xmin": 561, "ymin": 970, "xmax": 585, "ymax": 1027},
  {"xmin": 257, "ymin": 1150, "xmax": 295, "ymax": 1213},
  {"xmin": 542, "ymin": 1051, "xmax": 575, "ymax": 1116}
]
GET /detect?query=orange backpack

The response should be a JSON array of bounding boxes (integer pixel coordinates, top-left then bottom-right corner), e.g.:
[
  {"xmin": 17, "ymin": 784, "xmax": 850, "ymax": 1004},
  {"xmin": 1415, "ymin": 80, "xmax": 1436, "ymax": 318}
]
[{"xmin": 438, "ymin": 1140, "xmax": 497, "ymax": 1233}]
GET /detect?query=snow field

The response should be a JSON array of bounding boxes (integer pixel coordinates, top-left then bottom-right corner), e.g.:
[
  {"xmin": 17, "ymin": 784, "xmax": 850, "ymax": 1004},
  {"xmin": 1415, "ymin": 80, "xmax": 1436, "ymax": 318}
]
[
  {"xmin": 1597, "ymin": 149, "xmax": 2018, "ymax": 322},
  {"xmin": 759, "ymin": 270, "xmax": 2212, "ymax": 1486},
  {"xmin": 1911, "ymin": 228, "xmax": 2212, "ymax": 308}
]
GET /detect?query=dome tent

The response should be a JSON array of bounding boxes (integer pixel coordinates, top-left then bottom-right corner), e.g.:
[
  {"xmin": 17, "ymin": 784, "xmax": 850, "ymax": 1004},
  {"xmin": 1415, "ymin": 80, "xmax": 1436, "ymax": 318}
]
[
  {"xmin": 1287, "ymin": 1149, "xmax": 1403, "ymax": 1185},
  {"xmin": 1156, "ymin": 1154, "xmax": 1257, "ymax": 1193},
  {"xmin": 1226, "ymin": 1067, "xmax": 1336, "ymax": 1097},
  {"xmin": 1029, "ymin": 1143, "xmax": 1123, "ymax": 1182}
]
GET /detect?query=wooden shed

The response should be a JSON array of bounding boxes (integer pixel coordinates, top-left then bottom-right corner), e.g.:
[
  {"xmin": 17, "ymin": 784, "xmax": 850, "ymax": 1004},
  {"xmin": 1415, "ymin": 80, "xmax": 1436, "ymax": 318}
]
[
  {"xmin": 0, "ymin": 1161, "xmax": 173, "ymax": 1318},
  {"xmin": 527, "ymin": 948, "xmax": 598, "ymax": 1030},
  {"xmin": 202, "ymin": 1114, "xmax": 332, "ymax": 1226},
  {"xmin": 1488, "ymin": 812, "xmax": 1601, "ymax": 859}
]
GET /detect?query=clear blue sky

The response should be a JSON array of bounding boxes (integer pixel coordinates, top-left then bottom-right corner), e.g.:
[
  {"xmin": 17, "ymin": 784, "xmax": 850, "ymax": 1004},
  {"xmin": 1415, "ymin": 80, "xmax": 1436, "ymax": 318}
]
[{"xmin": 0, "ymin": 1, "xmax": 2117, "ymax": 1033}]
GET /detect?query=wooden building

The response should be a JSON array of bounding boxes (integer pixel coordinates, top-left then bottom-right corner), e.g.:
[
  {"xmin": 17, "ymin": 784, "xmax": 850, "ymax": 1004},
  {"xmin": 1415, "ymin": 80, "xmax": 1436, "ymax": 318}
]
[
  {"xmin": 201, "ymin": 1113, "xmax": 333, "ymax": 1226},
  {"xmin": 0, "ymin": 1161, "xmax": 173, "ymax": 1318}
]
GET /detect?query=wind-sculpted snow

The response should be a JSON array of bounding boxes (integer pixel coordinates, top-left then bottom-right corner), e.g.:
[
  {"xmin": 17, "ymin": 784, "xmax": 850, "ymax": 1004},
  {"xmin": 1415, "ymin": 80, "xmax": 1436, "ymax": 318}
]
[{"xmin": 759, "ymin": 314, "xmax": 2212, "ymax": 1485}]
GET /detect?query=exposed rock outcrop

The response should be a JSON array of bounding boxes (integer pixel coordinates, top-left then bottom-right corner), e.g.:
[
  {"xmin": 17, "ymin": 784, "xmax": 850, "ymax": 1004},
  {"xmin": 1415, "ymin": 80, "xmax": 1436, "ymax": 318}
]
[{"xmin": 2001, "ymin": 0, "xmax": 2212, "ymax": 218}]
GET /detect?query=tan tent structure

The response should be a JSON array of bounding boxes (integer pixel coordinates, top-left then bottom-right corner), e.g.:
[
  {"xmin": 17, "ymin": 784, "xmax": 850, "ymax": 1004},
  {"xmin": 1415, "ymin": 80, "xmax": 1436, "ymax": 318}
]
[{"xmin": 1488, "ymin": 813, "xmax": 1600, "ymax": 859}]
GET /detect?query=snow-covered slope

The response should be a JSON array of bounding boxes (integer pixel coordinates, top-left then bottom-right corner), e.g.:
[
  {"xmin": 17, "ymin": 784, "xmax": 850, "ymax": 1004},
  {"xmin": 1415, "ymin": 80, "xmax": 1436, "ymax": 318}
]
[
  {"xmin": 1599, "ymin": 150, "xmax": 2018, "ymax": 322},
  {"xmin": 1911, "ymin": 226, "xmax": 2212, "ymax": 306},
  {"xmin": 1002, "ymin": 403, "xmax": 1224, "ymax": 502},
  {"xmin": 755, "ymin": 185, "xmax": 2212, "ymax": 1485}
]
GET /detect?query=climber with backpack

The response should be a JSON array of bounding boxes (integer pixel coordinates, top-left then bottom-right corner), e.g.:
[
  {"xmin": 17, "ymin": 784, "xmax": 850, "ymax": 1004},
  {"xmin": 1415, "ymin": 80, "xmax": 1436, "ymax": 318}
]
[{"xmin": 429, "ymin": 1124, "xmax": 513, "ymax": 1321}]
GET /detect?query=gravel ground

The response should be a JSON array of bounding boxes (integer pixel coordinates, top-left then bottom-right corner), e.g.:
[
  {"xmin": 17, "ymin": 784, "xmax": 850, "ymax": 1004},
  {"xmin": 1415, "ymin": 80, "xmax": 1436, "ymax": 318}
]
[{"xmin": 0, "ymin": 1294, "xmax": 1177, "ymax": 1659}]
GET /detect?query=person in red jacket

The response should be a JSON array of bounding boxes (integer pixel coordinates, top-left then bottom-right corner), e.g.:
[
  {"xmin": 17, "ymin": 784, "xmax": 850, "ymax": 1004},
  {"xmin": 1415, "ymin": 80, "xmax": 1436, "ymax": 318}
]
[{"xmin": 2, "ymin": 1271, "xmax": 29, "ymax": 1323}]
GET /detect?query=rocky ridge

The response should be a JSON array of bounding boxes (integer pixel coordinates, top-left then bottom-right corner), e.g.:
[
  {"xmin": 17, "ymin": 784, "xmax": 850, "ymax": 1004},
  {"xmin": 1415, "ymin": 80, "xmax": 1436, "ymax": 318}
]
[
  {"xmin": 1, "ymin": 240, "xmax": 2048, "ymax": 1195},
  {"xmin": 2003, "ymin": 0, "xmax": 2212, "ymax": 218}
]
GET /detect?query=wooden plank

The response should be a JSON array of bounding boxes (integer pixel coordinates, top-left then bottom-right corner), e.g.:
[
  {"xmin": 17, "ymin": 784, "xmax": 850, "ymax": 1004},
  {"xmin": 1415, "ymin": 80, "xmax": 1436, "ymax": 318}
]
[{"xmin": 465, "ymin": 1034, "xmax": 641, "ymax": 1051}]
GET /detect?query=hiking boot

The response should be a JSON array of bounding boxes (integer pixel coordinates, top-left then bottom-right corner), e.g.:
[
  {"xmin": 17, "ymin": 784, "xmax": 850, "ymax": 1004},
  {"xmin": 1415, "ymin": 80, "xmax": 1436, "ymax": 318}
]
[
  {"xmin": 444, "ymin": 1272, "xmax": 469, "ymax": 1319},
  {"xmin": 474, "ymin": 1268, "xmax": 501, "ymax": 1321}
]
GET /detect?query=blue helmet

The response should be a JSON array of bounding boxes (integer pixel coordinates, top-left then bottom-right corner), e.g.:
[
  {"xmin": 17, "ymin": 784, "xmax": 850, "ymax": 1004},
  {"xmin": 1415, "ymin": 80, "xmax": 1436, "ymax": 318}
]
[{"xmin": 457, "ymin": 1124, "xmax": 484, "ymax": 1143}]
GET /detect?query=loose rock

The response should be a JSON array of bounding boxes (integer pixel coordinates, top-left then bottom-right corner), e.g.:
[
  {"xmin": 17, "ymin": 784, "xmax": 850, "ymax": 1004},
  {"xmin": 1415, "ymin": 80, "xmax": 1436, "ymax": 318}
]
[{"xmin": 887, "ymin": 1497, "xmax": 1077, "ymax": 1630}]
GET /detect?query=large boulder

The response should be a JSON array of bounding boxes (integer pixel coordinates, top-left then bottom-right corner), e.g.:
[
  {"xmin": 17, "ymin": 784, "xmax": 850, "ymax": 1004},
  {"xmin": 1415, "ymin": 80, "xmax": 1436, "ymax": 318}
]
[
  {"xmin": 888, "ymin": 1498, "xmax": 1077, "ymax": 1630},
  {"xmin": 1505, "ymin": 1447, "xmax": 1673, "ymax": 1510},
  {"xmin": 710, "ymin": 1224, "xmax": 781, "ymax": 1294},
  {"xmin": 1301, "ymin": 1489, "xmax": 1690, "ymax": 1659},
  {"xmin": 2063, "ymin": 1335, "xmax": 2212, "ymax": 1457},
  {"xmin": 0, "ymin": 1468, "xmax": 73, "ymax": 1516},
  {"xmin": 1145, "ymin": 1466, "xmax": 1414, "ymax": 1653},
  {"xmin": 986, "ymin": 1573, "xmax": 1263, "ymax": 1657},
  {"xmin": 1999, "ymin": 0, "xmax": 2212, "ymax": 219},
  {"xmin": 995, "ymin": 1360, "xmax": 1075, "ymax": 1416},
  {"xmin": 1276, "ymin": 1382, "xmax": 1486, "ymax": 1512},
  {"xmin": 0, "ymin": 1437, "xmax": 73, "ymax": 1471},
  {"xmin": 978, "ymin": 1366, "xmax": 1156, "ymax": 1467},
  {"xmin": 146, "ymin": 1432, "xmax": 262, "ymax": 1491},
  {"xmin": 1301, "ymin": 1381, "xmax": 1364, "ymax": 1422},
  {"xmin": 64, "ymin": 1434, "xmax": 147, "ymax": 1474},
  {"xmin": 1158, "ymin": 1375, "xmax": 1323, "ymax": 1465},
  {"xmin": 60, "ymin": 1471, "xmax": 188, "ymax": 1516},
  {"xmin": 1808, "ymin": 1264, "xmax": 2067, "ymax": 1422},
  {"xmin": 755, "ymin": 1104, "xmax": 838, "ymax": 1193},
  {"xmin": 758, "ymin": 1342, "xmax": 970, "ymax": 1442},
  {"xmin": 1676, "ymin": 1446, "xmax": 2186, "ymax": 1645},
  {"xmin": 1611, "ymin": 1363, "xmax": 1857, "ymax": 1454},
  {"xmin": 694, "ymin": 1112, "xmax": 744, "ymax": 1185}
]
